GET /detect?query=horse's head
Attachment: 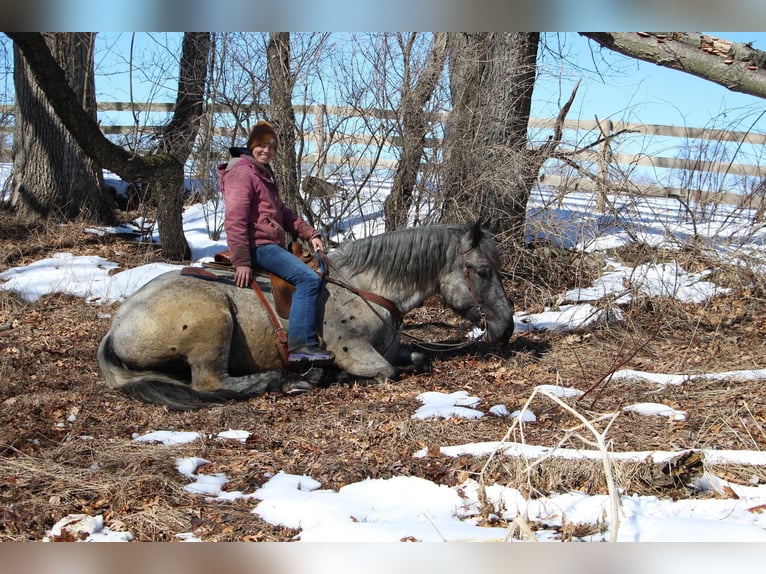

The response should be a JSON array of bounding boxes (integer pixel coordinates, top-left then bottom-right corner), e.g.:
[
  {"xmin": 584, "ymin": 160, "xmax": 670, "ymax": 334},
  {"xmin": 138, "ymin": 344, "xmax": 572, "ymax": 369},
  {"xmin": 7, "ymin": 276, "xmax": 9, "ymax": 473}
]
[{"xmin": 440, "ymin": 222, "xmax": 515, "ymax": 344}]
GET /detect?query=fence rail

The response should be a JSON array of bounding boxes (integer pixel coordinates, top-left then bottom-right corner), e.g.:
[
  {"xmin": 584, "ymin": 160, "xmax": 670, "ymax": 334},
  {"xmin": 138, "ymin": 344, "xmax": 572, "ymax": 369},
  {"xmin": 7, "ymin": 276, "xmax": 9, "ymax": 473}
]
[{"xmin": 2, "ymin": 102, "xmax": 765, "ymax": 207}]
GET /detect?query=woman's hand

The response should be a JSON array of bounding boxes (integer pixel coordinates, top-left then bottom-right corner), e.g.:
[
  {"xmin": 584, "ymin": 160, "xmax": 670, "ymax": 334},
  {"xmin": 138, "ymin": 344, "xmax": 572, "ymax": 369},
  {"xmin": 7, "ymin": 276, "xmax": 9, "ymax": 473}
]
[
  {"xmin": 234, "ymin": 265, "xmax": 253, "ymax": 288},
  {"xmin": 311, "ymin": 237, "xmax": 325, "ymax": 253}
]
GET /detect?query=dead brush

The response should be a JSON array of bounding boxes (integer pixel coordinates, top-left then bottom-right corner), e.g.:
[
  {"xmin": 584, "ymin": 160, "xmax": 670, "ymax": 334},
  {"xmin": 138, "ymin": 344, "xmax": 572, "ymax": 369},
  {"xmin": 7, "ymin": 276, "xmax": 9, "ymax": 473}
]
[
  {"xmin": 477, "ymin": 386, "xmax": 623, "ymax": 542},
  {"xmin": 503, "ymin": 240, "xmax": 605, "ymax": 313},
  {"xmin": 0, "ymin": 437, "xmax": 201, "ymax": 541},
  {"xmin": 0, "ymin": 288, "xmax": 26, "ymax": 331}
]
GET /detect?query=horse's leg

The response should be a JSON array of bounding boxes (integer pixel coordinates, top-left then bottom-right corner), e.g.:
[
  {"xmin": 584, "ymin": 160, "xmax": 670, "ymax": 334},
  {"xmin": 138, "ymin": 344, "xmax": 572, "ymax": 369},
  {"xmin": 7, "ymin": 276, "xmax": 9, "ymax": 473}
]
[
  {"xmin": 185, "ymin": 308, "xmax": 286, "ymax": 397},
  {"xmin": 388, "ymin": 344, "xmax": 432, "ymax": 374}
]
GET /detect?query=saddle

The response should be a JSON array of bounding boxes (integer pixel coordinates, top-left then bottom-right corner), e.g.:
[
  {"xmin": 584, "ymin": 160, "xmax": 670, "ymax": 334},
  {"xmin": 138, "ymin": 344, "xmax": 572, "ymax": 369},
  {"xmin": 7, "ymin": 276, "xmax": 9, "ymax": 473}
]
[{"xmin": 207, "ymin": 242, "xmax": 320, "ymax": 320}]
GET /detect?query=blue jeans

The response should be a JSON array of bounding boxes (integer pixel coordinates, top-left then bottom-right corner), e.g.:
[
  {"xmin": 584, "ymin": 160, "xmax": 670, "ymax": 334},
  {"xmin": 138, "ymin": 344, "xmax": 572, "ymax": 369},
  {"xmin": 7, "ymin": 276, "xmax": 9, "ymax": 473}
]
[{"xmin": 250, "ymin": 243, "xmax": 322, "ymax": 350}]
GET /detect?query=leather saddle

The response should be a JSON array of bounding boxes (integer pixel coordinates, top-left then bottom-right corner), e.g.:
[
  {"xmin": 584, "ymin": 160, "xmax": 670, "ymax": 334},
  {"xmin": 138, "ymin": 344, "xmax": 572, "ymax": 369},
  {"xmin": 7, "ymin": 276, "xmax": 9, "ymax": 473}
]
[{"xmin": 207, "ymin": 242, "xmax": 320, "ymax": 319}]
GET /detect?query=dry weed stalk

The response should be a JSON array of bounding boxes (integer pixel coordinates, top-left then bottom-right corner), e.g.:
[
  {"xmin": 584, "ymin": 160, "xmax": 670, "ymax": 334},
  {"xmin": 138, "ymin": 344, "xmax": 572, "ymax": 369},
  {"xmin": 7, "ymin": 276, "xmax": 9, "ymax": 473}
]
[{"xmin": 479, "ymin": 385, "xmax": 623, "ymax": 542}]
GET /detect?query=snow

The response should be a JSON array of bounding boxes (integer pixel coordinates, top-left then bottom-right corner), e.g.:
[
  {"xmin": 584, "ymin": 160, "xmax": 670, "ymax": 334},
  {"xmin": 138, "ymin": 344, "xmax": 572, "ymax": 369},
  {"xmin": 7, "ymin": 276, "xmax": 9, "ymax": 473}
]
[{"xmin": 3, "ymin": 175, "xmax": 766, "ymax": 545}]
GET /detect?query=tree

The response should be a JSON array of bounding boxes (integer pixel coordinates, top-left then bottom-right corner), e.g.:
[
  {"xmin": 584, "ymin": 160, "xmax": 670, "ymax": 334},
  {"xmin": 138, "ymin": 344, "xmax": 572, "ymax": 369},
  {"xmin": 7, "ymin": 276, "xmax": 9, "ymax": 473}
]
[
  {"xmin": 580, "ymin": 33, "xmax": 766, "ymax": 100},
  {"xmin": 383, "ymin": 32, "xmax": 448, "ymax": 231},
  {"xmin": 440, "ymin": 32, "xmax": 541, "ymax": 243},
  {"xmin": 7, "ymin": 32, "xmax": 211, "ymax": 260},
  {"xmin": 11, "ymin": 33, "xmax": 115, "ymax": 223},
  {"xmin": 267, "ymin": 32, "xmax": 301, "ymax": 217},
  {"xmin": 153, "ymin": 32, "xmax": 211, "ymax": 260},
  {"xmin": 438, "ymin": 32, "xmax": 766, "ymax": 247}
]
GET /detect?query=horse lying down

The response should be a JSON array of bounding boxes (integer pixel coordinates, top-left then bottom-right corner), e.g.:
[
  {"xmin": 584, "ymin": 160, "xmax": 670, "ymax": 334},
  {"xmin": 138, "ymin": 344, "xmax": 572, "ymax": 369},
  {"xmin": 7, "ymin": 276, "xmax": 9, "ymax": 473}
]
[{"xmin": 98, "ymin": 222, "xmax": 515, "ymax": 410}]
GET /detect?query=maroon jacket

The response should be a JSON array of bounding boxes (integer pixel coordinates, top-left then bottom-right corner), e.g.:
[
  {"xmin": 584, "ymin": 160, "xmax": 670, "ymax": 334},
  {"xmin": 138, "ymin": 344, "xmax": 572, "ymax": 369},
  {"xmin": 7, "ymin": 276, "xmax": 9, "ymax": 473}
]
[{"xmin": 218, "ymin": 154, "xmax": 319, "ymax": 269}]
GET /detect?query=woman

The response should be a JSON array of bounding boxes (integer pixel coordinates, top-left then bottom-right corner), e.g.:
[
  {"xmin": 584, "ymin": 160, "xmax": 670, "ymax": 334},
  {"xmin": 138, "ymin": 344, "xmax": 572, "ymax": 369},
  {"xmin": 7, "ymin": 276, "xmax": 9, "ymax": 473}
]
[{"xmin": 218, "ymin": 121, "xmax": 335, "ymax": 368}]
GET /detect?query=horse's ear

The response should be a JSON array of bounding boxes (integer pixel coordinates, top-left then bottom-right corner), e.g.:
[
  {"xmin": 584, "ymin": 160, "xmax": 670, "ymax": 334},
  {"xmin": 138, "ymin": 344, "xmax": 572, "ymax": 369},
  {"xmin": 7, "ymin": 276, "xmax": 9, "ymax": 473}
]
[{"xmin": 469, "ymin": 220, "xmax": 483, "ymax": 248}]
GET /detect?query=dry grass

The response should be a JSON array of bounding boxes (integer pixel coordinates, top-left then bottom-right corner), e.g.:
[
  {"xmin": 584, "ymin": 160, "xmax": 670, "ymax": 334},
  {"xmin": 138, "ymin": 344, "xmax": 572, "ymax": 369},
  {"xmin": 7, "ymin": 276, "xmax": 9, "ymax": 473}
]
[{"xmin": 1, "ymin": 208, "xmax": 766, "ymax": 541}]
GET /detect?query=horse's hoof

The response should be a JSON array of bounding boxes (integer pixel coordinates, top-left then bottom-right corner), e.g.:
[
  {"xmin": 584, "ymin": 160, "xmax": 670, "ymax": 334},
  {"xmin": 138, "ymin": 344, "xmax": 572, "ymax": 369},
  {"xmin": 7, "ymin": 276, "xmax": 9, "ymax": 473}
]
[{"xmin": 282, "ymin": 379, "xmax": 312, "ymax": 395}]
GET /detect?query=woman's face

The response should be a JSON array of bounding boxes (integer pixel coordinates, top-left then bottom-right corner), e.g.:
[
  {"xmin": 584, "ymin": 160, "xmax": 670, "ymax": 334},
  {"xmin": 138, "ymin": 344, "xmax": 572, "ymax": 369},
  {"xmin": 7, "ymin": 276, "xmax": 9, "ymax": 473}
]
[{"xmin": 251, "ymin": 143, "xmax": 276, "ymax": 165}]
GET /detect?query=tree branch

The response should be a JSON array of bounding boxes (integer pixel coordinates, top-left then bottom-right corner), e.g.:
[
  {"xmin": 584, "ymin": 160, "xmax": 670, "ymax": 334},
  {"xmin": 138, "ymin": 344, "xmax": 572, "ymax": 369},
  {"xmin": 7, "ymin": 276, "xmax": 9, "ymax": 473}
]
[
  {"xmin": 6, "ymin": 32, "xmax": 173, "ymax": 182},
  {"xmin": 581, "ymin": 32, "xmax": 766, "ymax": 100}
]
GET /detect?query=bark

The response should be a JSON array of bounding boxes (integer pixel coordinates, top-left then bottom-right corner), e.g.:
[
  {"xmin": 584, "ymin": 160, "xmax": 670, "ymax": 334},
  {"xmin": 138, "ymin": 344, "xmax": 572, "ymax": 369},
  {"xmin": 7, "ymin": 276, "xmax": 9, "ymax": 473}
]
[
  {"xmin": 384, "ymin": 32, "xmax": 448, "ymax": 231},
  {"xmin": 441, "ymin": 32, "xmax": 540, "ymax": 242},
  {"xmin": 581, "ymin": 33, "xmax": 766, "ymax": 100},
  {"xmin": 11, "ymin": 33, "xmax": 114, "ymax": 223},
  {"xmin": 267, "ymin": 32, "xmax": 301, "ymax": 221},
  {"xmin": 154, "ymin": 32, "xmax": 212, "ymax": 261},
  {"xmin": 7, "ymin": 32, "xmax": 211, "ymax": 261}
]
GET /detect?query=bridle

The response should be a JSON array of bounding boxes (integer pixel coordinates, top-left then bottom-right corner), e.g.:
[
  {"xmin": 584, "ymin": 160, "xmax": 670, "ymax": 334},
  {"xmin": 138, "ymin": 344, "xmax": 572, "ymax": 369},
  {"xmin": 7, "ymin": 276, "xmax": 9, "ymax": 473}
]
[
  {"xmin": 316, "ymin": 247, "xmax": 489, "ymax": 352},
  {"xmin": 459, "ymin": 247, "xmax": 489, "ymax": 335},
  {"xmin": 316, "ymin": 251, "xmax": 403, "ymax": 324}
]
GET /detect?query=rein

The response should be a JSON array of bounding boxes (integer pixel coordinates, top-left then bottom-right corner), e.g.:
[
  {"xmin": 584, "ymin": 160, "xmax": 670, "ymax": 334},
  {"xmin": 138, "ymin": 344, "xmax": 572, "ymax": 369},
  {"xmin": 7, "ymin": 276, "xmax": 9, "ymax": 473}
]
[
  {"xmin": 179, "ymin": 266, "xmax": 289, "ymax": 366},
  {"xmin": 249, "ymin": 278, "xmax": 289, "ymax": 366},
  {"xmin": 317, "ymin": 248, "xmax": 488, "ymax": 353},
  {"xmin": 317, "ymin": 251, "xmax": 404, "ymax": 324}
]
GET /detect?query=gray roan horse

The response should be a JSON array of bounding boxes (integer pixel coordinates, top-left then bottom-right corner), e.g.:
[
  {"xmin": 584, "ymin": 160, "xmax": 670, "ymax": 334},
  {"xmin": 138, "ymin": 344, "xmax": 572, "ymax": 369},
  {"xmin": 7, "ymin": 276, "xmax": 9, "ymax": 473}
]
[{"xmin": 98, "ymin": 222, "xmax": 515, "ymax": 410}]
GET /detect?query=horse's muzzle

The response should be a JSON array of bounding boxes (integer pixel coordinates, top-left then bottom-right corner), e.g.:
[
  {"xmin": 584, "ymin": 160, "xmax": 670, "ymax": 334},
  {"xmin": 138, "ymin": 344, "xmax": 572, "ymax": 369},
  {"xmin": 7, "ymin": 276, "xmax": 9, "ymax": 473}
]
[{"xmin": 484, "ymin": 320, "xmax": 515, "ymax": 344}]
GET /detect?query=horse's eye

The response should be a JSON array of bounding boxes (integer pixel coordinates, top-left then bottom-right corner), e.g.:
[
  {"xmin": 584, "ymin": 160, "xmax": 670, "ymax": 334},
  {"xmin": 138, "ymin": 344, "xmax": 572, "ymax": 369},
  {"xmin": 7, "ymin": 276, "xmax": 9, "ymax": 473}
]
[{"xmin": 476, "ymin": 267, "xmax": 492, "ymax": 280}]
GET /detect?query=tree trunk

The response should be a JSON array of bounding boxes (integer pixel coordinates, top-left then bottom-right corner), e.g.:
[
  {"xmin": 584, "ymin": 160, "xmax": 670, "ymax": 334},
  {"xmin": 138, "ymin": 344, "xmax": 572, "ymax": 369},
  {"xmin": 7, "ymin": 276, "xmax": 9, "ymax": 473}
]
[
  {"xmin": 441, "ymin": 33, "xmax": 540, "ymax": 243},
  {"xmin": 580, "ymin": 33, "xmax": 766, "ymax": 100},
  {"xmin": 11, "ymin": 33, "xmax": 114, "ymax": 224},
  {"xmin": 7, "ymin": 32, "xmax": 211, "ymax": 261},
  {"xmin": 154, "ymin": 32, "xmax": 212, "ymax": 261},
  {"xmin": 384, "ymin": 32, "xmax": 448, "ymax": 231},
  {"xmin": 267, "ymin": 33, "xmax": 302, "ymax": 222}
]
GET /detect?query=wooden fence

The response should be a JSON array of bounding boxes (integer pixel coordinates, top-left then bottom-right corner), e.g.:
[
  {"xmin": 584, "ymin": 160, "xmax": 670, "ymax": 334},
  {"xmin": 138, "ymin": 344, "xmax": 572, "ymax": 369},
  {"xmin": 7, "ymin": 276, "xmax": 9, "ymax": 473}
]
[{"xmin": 2, "ymin": 102, "xmax": 765, "ymax": 208}]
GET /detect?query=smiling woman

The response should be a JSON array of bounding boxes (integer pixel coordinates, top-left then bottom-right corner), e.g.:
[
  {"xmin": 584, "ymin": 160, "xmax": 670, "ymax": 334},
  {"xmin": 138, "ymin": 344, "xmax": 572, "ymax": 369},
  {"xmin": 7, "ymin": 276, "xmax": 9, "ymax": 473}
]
[{"xmin": 219, "ymin": 121, "xmax": 335, "ymax": 367}]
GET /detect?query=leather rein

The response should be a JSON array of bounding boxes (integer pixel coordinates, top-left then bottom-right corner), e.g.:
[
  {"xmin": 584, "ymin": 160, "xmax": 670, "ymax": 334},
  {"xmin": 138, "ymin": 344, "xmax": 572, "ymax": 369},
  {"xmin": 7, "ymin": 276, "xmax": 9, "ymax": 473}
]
[
  {"xmin": 316, "ymin": 251, "xmax": 403, "ymax": 324},
  {"xmin": 317, "ymin": 248, "xmax": 488, "ymax": 352}
]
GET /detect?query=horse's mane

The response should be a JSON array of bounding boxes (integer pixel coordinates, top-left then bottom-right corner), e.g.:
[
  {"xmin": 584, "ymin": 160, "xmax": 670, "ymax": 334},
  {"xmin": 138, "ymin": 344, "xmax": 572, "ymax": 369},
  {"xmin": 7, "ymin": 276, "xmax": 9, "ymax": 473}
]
[{"xmin": 330, "ymin": 224, "xmax": 500, "ymax": 290}]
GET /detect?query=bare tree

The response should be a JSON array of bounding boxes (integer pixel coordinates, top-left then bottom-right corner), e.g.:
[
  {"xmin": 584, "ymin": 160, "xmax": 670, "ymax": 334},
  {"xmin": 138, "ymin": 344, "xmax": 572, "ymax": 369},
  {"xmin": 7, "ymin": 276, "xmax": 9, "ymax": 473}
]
[
  {"xmin": 212, "ymin": 32, "xmax": 270, "ymax": 144},
  {"xmin": 295, "ymin": 33, "xmax": 398, "ymax": 240},
  {"xmin": 0, "ymin": 36, "xmax": 13, "ymax": 165},
  {"xmin": 7, "ymin": 32, "xmax": 211, "ymax": 260},
  {"xmin": 383, "ymin": 32, "xmax": 448, "ymax": 231},
  {"xmin": 441, "ymin": 33, "xmax": 541, "ymax": 244},
  {"xmin": 267, "ymin": 32, "xmax": 301, "ymax": 217},
  {"xmin": 153, "ymin": 32, "xmax": 211, "ymax": 259},
  {"xmin": 11, "ymin": 33, "xmax": 114, "ymax": 223}
]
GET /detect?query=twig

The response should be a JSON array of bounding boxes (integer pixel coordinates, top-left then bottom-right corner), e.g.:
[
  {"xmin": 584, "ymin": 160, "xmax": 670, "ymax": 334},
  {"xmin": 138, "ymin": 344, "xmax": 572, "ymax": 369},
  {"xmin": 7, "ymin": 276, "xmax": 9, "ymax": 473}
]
[
  {"xmin": 535, "ymin": 388, "xmax": 622, "ymax": 542},
  {"xmin": 479, "ymin": 386, "xmax": 623, "ymax": 542}
]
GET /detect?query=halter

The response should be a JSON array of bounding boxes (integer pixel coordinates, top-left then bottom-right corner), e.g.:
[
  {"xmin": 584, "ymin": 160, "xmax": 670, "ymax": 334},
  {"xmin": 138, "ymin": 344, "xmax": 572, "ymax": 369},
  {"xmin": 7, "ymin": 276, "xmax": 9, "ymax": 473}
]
[
  {"xmin": 460, "ymin": 247, "xmax": 489, "ymax": 336},
  {"xmin": 405, "ymin": 248, "xmax": 489, "ymax": 352}
]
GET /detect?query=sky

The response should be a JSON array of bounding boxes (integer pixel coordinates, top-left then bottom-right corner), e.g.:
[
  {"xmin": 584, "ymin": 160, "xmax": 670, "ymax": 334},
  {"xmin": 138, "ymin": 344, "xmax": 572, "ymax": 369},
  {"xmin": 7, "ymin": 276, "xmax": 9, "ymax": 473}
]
[
  {"xmin": 3, "ymin": 166, "xmax": 766, "ymax": 548},
  {"xmin": 532, "ymin": 32, "xmax": 766, "ymax": 132},
  {"xmin": 4, "ymin": 0, "xmax": 765, "ymax": 35},
  {"xmin": 78, "ymin": 30, "xmax": 766, "ymax": 201}
]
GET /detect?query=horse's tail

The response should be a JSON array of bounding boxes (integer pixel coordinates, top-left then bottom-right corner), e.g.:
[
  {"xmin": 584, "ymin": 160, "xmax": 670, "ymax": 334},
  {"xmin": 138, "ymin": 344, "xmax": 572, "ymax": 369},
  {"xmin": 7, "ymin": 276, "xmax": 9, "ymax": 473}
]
[{"xmin": 97, "ymin": 333, "xmax": 233, "ymax": 411}]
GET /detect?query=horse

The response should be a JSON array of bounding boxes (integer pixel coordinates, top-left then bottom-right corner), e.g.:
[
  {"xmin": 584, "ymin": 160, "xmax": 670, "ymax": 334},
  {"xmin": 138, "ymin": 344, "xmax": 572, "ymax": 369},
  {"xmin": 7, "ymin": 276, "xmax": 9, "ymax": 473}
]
[{"xmin": 97, "ymin": 221, "xmax": 515, "ymax": 410}]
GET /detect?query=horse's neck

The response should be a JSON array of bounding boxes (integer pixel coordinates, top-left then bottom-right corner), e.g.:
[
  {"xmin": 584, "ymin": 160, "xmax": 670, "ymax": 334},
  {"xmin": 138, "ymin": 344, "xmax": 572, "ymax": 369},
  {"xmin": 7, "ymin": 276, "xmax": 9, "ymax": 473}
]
[
  {"xmin": 327, "ymin": 256, "xmax": 438, "ymax": 315},
  {"xmin": 366, "ymin": 274, "xmax": 436, "ymax": 314}
]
